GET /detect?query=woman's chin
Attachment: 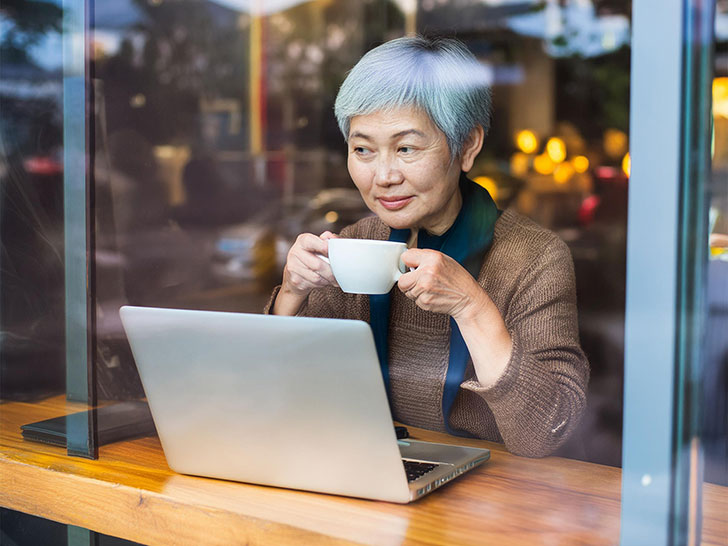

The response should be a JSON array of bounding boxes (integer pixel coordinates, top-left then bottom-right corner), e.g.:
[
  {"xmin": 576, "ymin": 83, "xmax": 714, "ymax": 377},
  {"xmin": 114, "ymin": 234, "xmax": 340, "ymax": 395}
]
[{"xmin": 379, "ymin": 215, "xmax": 416, "ymax": 231}]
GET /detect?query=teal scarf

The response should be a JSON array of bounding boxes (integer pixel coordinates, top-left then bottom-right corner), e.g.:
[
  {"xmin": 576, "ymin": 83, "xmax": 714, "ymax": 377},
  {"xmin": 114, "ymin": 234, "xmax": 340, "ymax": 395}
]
[{"xmin": 369, "ymin": 174, "xmax": 500, "ymax": 435}]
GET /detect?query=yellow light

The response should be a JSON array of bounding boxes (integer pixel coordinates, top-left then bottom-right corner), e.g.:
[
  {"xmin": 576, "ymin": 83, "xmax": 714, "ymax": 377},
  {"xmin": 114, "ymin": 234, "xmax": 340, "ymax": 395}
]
[
  {"xmin": 604, "ymin": 129, "xmax": 628, "ymax": 159},
  {"xmin": 572, "ymin": 155, "xmax": 590, "ymax": 173},
  {"xmin": 249, "ymin": 10, "xmax": 264, "ymax": 155},
  {"xmin": 554, "ymin": 162, "xmax": 575, "ymax": 184},
  {"xmin": 473, "ymin": 176, "xmax": 498, "ymax": 200},
  {"xmin": 153, "ymin": 145, "xmax": 177, "ymax": 159},
  {"xmin": 91, "ymin": 40, "xmax": 106, "ymax": 60},
  {"xmin": 130, "ymin": 94, "xmax": 146, "ymax": 108},
  {"xmin": 533, "ymin": 154, "xmax": 555, "ymax": 175},
  {"xmin": 515, "ymin": 130, "xmax": 539, "ymax": 154},
  {"xmin": 509, "ymin": 152, "xmax": 529, "ymax": 177},
  {"xmin": 324, "ymin": 211, "xmax": 339, "ymax": 224},
  {"xmin": 546, "ymin": 137, "xmax": 567, "ymax": 163},
  {"xmin": 622, "ymin": 152, "xmax": 631, "ymax": 177},
  {"xmin": 713, "ymin": 77, "xmax": 728, "ymax": 119}
]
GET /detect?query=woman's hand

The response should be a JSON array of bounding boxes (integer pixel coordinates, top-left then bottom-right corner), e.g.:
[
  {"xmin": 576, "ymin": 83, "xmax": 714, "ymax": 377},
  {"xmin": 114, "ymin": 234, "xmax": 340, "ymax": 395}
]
[
  {"xmin": 272, "ymin": 231, "xmax": 338, "ymax": 316},
  {"xmin": 283, "ymin": 231, "xmax": 339, "ymax": 296},
  {"xmin": 398, "ymin": 248, "xmax": 512, "ymax": 387},
  {"xmin": 397, "ymin": 249, "xmax": 484, "ymax": 319}
]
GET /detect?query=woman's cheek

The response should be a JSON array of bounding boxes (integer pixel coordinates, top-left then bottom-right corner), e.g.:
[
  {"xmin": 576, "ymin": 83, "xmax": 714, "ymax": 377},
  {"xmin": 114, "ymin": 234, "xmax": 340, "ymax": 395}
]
[{"xmin": 349, "ymin": 164, "xmax": 374, "ymax": 196}]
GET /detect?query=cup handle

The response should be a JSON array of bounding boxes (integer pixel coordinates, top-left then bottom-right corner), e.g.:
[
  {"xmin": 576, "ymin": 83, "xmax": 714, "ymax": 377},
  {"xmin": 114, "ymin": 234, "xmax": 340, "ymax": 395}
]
[
  {"xmin": 315, "ymin": 253, "xmax": 330, "ymax": 265},
  {"xmin": 394, "ymin": 258, "xmax": 412, "ymax": 282}
]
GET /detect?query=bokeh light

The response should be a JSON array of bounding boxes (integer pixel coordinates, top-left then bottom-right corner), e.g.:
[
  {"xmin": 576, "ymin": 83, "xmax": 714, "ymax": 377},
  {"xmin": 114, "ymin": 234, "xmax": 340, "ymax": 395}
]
[
  {"xmin": 572, "ymin": 155, "xmax": 590, "ymax": 173},
  {"xmin": 510, "ymin": 152, "xmax": 530, "ymax": 177},
  {"xmin": 516, "ymin": 130, "xmax": 539, "ymax": 154},
  {"xmin": 604, "ymin": 128, "xmax": 628, "ymax": 159},
  {"xmin": 713, "ymin": 77, "xmax": 728, "ymax": 119},
  {"xmin": 534, "ymin": 154, "xmax": 555, "ymax": 175},
  {"xmin": 554, "ymin": 162, "xmax": 575, "ymax": 184},
  {"xmin": 546, "ymin": 137, "xmax": 567, "ymax": 163},
  {"xmin": 474, "ymin": 176, "xmax": 498, "ymax": 201}
]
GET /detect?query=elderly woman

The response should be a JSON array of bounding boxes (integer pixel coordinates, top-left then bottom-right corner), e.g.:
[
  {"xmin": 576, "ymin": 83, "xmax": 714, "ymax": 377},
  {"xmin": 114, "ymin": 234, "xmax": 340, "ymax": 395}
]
[{"xmin": 268, "ymin": 36, "xmax": 589, "ymax": 458}]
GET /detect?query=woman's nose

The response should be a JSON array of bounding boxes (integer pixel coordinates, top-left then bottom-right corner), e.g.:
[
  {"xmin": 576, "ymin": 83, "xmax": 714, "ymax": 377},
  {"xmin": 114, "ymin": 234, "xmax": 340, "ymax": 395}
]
[{"xmin": 374, "ymin": 158, "xmax": 403, "ymax": 186}]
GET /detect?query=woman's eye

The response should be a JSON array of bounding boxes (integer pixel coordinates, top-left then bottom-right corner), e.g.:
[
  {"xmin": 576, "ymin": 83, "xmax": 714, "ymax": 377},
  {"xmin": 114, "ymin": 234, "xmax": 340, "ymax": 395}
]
[
  {"xmin": 353, "ymin": 147, "xmax": 370, "ymax": 155},
  {"xmin": 398, "ymin": 146, "xmax": 413, "ymax": 154}
]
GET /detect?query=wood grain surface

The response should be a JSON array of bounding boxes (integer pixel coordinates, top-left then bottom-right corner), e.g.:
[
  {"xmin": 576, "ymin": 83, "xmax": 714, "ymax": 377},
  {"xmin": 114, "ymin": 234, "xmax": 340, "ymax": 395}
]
[{"xmin": 1, "ymin": 396, "xmax": 725, "ymax": 545}]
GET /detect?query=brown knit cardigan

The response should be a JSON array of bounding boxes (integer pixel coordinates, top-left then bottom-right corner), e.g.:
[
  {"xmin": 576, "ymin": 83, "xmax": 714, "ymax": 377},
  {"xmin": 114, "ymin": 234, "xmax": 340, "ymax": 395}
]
[{"xmin": 266, "ymin": 208, "xmax": 589, "ymax": 457}]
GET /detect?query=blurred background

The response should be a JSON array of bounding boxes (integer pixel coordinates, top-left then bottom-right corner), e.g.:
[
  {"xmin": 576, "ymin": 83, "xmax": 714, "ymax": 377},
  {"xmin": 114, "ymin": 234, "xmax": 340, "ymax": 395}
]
[{"xmin": 1, "ymin": 0, "xmax": 727, "ymax": 474}]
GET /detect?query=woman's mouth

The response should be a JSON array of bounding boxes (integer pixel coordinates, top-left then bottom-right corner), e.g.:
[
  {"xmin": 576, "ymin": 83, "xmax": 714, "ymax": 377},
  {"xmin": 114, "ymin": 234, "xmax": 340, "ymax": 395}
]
[{"xmin": 377, "ymin": 196, "xmax": 413, "ymax": 210}]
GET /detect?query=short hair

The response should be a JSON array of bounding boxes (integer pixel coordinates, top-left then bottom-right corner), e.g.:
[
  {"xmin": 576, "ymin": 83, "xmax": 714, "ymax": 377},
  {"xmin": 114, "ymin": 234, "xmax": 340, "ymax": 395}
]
[{"xmin": 334, "ymin": 36, "xmax": 493, "ymax": 159}]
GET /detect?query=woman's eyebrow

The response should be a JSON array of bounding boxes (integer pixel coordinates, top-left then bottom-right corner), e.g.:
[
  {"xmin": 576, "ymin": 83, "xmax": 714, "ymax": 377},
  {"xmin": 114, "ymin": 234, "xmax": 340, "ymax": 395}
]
[
  {"xmin": 391, "ymin": 129, "xmax": 425, "ymax": 139},
  {"xmin": 349, "ymin": 131, "xmax": 372, "ymax": 141},
  {"xmin": 349, "ymin": 129, "xmax": 426, "ymax": 141}
]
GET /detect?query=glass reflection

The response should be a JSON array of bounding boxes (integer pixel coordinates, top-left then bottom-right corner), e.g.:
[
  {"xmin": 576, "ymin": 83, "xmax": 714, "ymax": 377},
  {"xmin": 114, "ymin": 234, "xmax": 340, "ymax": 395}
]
[
  {"xmin": 1, "ymin": 0, "xmax": 641, "ymax": 466},
  {"xmin": 0, "ymin": 0, "xmax": 725, "ymax": 542},
  {"xmin": 1, "ymin": 0, "xmax": 65, "ymax": 401},
  {"xmin": 83, "ymin": 0, "xmax": 637, "ymax": 466},
  {"xmin": 705, "ymin": 20, "xmax": 728, "ymax": 488}
]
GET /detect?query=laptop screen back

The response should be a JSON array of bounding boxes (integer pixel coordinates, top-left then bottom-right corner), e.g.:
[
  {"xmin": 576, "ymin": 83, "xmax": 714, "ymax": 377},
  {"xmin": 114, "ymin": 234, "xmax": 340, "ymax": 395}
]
[{"xmin": 119, "ymin": 306, "xmax": 411, "ymax": 502}]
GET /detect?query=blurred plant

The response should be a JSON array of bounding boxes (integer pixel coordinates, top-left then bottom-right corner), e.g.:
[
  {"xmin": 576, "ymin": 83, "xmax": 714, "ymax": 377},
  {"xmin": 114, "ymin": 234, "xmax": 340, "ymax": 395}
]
[
  {"xmin": 556, "ymin": 45, "xmax": 630, "ymax": 138},
  {"xmin": 0, "ymin": 0, "xmax": 62, "ymax": 64},
  {"xmin": 0, "ymin": 1, "xmax": 63, "ymax": 157}
]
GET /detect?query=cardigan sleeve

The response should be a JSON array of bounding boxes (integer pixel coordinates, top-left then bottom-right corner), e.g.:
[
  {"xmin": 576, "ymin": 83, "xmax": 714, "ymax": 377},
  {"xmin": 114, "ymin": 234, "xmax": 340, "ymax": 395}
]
[
  {"xmin": 263, "ymin": 284, "xmax": 339, "ymax": 318},
  {"xmin": 460, "ymin": 237, "xmax": 589, "ymax": 457}
]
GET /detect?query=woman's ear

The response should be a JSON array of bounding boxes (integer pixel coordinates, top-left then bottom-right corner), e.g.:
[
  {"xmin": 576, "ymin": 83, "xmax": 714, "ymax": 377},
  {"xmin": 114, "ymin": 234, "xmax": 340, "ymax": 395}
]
[{"xmin": 459, "ymin": 125, "xmax": 485, "ymax": 173}]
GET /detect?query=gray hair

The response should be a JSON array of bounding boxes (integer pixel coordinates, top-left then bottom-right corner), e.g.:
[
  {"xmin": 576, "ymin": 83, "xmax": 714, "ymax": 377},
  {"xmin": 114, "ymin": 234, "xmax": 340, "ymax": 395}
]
[{"xmin": 334, "ymin": 36, "xmax": 493, "ymax": 159}]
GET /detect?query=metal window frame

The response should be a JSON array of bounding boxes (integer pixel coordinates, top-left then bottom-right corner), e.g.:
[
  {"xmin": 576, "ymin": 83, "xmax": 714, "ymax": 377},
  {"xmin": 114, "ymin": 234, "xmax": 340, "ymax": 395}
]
[
  {"xmin": 622, "ymin": 0, "xmax": 714, "ymax": 544},
  {"xmin": 63, "ymin": 0, "xmax": 98, "ymax": 459}
]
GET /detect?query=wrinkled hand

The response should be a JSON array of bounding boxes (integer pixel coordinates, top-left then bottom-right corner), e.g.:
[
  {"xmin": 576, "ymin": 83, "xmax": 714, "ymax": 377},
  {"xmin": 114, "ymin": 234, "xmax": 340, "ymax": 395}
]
[
  {"xmin": 397, "ymin": 249, "xmax": 484, "ymax": 319},
  {"xmin": 281, "ymin": 231, "xmax": 339, "ymax": 298}
]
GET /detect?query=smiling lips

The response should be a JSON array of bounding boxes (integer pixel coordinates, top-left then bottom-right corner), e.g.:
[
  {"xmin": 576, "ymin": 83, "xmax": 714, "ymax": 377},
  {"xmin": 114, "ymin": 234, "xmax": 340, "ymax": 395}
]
[{"xmin": 377, "ymin": 196, "xmax": 413, "ymax": 210}]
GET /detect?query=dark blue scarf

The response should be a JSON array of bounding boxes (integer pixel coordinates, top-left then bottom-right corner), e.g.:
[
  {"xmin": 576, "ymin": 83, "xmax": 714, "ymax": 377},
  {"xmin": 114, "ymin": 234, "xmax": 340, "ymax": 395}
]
[{"xmin": 369, "ymin": 174, "xmax": 500, "ymax": 435}]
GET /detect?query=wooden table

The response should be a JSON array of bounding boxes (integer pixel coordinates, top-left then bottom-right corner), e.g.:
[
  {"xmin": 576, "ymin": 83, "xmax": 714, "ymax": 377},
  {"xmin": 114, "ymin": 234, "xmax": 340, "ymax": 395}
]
[{"xmin": 1, "ymin": 397, "xmax": 726, "ymax": 545}]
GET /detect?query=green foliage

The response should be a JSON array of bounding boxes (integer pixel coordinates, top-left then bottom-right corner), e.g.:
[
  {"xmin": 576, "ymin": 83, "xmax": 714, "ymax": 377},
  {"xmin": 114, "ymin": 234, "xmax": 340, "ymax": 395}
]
[{"xmin": 556, "ymin": 45, "xmax": 631, "ymax": 138}]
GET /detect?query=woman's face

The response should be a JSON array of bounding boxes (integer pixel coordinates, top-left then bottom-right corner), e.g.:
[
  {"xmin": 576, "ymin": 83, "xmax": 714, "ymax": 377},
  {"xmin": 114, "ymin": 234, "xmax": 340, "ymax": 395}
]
[{"xmin": 346, "ymin": 107, "xmax": 464, "ymax": 235}]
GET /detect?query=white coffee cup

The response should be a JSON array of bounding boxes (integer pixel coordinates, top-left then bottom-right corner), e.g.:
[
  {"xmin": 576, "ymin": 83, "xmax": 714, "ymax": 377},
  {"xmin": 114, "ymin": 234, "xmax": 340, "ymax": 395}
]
[{"xmin": 320, "ymin": 239, "xmax": 408, "ymax": 295}]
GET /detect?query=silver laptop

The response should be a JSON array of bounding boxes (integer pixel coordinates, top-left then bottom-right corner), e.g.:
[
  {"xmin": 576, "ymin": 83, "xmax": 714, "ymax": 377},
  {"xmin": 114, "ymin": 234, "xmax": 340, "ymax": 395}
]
[{"xmin": 119, "ymin": 306, "xmax": 490, "ymax": 503}]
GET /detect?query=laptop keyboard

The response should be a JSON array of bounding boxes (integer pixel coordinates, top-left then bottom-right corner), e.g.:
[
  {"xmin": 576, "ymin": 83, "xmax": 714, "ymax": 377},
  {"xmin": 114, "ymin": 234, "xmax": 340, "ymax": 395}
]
[{"xmin": 403, "ymin": 460, "xmax": 439, "ymax": 482}]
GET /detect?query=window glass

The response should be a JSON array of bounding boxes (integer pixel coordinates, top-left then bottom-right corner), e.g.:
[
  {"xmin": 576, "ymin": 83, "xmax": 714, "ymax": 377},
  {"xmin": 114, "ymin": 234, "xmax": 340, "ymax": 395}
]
[
  {"xmin": 80, "ymin": 0, "xmax": 632, "ymax": 466},
  {"xmin": 1, "ymin": 0, "xmax": 65, "ymax": 402},
  {"xmin": 3, "ymin": 1, "xmax": 725, "ymax": 543},
  {"xmin": 706, "ymin": 0, "xmax": 728, "ymax": 488}
]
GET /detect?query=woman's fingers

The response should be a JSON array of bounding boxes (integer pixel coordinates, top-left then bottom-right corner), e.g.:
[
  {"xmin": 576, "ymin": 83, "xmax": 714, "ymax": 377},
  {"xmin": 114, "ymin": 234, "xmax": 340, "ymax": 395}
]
[
  {"xmin": 319, "ymin": 231, "xmax": 340, "ymax": 241},
  {"xmin": 283, "ymin": 233, "xmax": 339, "ymax": 295},
  {"xmin": 398, "ymin": 248, "xmax": 436, "ymax": 293},
  {"xmin": 287, "ymin": 263, "xmax": 331, "ymax": 289},
  {"xmin": 401, "ymin": 248, "xmax": 425, "ymax": 268},
  {"xmin": 396, "ymin": 250, "xmax": 477, "ymax": 316},
  {"xmin": 296, "ymin": 233, "xmax": 330, "ymax": 256},
  {"xmin": 397, "ymin": 269, "xmax": 417, "ymax": 293},
  {"xmin": 291, "ymin": 247, "xmax": 337, "ymax": 284}
]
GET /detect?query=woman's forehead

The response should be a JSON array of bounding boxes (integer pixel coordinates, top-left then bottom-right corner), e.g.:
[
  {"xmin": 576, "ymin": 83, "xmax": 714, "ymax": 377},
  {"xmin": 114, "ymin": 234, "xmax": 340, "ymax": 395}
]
[{"xmin": 348, "ymin": 107, "xmax": 443, "ymax": 141}]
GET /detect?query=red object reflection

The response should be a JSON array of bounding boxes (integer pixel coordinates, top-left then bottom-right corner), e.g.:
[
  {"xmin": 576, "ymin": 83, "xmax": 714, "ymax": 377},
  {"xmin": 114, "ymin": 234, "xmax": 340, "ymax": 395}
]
[
  {"xmin": 579, "ymin": 194, "xmax": 601, "ymax": 226},
  {"xmin": 23, "ymin": 156, "xmax": 63, "ymax": 176}
]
